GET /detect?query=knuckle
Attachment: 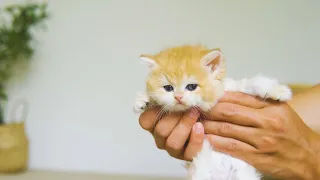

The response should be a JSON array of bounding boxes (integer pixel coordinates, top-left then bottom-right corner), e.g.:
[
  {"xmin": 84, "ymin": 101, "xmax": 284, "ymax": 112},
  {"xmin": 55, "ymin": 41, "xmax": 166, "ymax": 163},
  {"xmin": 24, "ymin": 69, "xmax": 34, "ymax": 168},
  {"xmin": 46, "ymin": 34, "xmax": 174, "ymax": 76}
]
[
  {"xmin": 167, "ymin": 151, "xmax": 178, "ymax": 159},
  {"xmin": 154, "ymin": 126, "xmax": 170, "ymax": 139},
  {"xmin": 270, "ymin": 121, "xmax": 283, "ymax": 132},
  {"xmin": 265, "ymin": 117, "xmax": 284, "ymax": 132},
  {"xmin": 202, "ymin": 120, "xmax": 213, "ymax": 132},
  {"xmin": 184, "ymin": 153, "xmax": 193, "ymax": 162},
  {"xmin": 219, "ymin": 123, "xmax": 232, "ymax": 134},
  {"xmin": 259, "ymin": 135, "xmax": 277, "ymax": 150},
  {"xmin": 220, "ymin": 104, "xmax": 237, "ymax": 118},
  {"xmin": 138, "ymin": 112, "xmax": 153, "ymax": 131},
  {"xmin": 155, "ymin": 141, "xmax": 165, "ymax": 150},
  {"xmin": 234, "ymin": 92, "xmax": 245, "ymax": 99},
  {"xmin": 262, "ymin": 107, "xmax": 287, "ymax": 132},
  {"xmin": 176, "ymin": 120, "xmax": 195, "ymax": 133},
  {"xmin": 201, "ymin": 120, "xmax": 208, "ymax": 129},
  {"xmin": 226, "ymin": 139, "xmax": 238, "ymax": 151},
  {"xmin": 166, "ymin": 139, "xmax": 181, "ymax": 152}
]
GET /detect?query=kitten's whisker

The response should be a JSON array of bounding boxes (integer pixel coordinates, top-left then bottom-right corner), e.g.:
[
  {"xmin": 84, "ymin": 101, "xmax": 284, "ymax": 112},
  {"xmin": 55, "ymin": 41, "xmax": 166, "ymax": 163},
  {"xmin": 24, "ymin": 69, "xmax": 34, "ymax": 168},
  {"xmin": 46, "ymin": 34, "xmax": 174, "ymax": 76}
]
[
  {"xmin": 158, "ymin": 107, "xmax": 166, "ymax": 120},
  {"xmin": 152, "ymin": 108, "xmax": 162, "ymax": 127},
  {"xmin": 189, "ymin": 106, "xmax": 198, "ymax": 122},
  {"xmin": 193, "ymin": 106, "xmax": 209, "ymax": 120},
  {"xmin": 152, "ymin": 106, "xmax": 167, "ymax": 129},
  {"xmin": 201, "ymin": 112, "xmax": 209, "ymax": 120},
  {"xmin": 154, "ymin": 107, "xmax": 163, "ymax": 123}
]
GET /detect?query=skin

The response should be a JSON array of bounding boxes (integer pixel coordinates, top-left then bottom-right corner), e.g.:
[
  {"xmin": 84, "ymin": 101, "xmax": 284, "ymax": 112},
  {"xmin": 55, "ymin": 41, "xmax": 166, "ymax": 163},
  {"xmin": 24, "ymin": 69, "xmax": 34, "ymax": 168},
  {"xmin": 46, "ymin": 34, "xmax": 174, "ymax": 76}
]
[
  {"xmin": 139, "ymin": 84, "xmax": 320, "ymax": 180},
  {"xmin": 287, "ymin": 85, "xmax": 320, "ymax": 133}
]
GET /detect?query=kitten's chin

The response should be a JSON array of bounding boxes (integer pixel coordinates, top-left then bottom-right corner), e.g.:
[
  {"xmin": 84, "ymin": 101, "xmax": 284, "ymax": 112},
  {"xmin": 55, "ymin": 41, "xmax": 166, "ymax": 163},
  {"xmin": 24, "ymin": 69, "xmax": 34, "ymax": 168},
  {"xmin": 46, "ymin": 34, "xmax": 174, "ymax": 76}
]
[
  {"xmin": 197, "ymin": 101, "xmax": 218, "ymax": 112},
  {"xmin": 170, "ymin": 104, "xmax": 190, "ymax": 112},
  {"xmin": 169, "ymin": 102, "xmax": 216, "ymax": 112}
]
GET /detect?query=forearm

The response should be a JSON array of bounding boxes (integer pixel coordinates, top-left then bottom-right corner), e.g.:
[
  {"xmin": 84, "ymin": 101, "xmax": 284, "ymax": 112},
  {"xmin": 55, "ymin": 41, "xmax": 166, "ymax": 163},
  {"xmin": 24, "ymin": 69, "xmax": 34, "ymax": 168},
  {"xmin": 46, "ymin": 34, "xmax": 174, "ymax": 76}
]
[
  {"xmin": 287, "ymin": 84, "xmax": 320, "ymax": 179},
  {"xmin": 309, "ymin": 150, "xmax": 320, "ymax": 180},
  {"xmin": 288, "ymin": 84, "xmax": 320, "ymax": 133}
]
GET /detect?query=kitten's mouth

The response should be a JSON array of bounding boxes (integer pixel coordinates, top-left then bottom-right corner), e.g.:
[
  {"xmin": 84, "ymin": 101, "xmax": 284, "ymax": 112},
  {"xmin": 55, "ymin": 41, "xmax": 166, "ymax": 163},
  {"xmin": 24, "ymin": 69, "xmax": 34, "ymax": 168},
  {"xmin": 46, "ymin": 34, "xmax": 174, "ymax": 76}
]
[
  {"xmin": 172, "ymin": 103, "xmax": 189, "ymax": 112},
  {"xmin": 175, "ymin": 103, "xmax": 186, "ymax": 107},
  {"xmin": 176, "ymin": 101, "xmax": 185, "ymax": 105}
]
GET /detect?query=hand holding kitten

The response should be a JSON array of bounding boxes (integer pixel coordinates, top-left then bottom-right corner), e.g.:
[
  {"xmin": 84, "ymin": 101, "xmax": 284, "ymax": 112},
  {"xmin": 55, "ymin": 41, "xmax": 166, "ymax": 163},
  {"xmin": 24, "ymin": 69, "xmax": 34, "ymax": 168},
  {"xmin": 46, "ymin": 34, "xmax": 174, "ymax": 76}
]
[
  {"xmin": 139, "ymin": 91, "xmax": 320, "ymax": 180},
  {"xmin": 201, "ymin": 91, "xmax": 320, "ymax": 180},
  {"xmin": 139, "ymin": 107, "xmax": 204, "ymax": 161}
]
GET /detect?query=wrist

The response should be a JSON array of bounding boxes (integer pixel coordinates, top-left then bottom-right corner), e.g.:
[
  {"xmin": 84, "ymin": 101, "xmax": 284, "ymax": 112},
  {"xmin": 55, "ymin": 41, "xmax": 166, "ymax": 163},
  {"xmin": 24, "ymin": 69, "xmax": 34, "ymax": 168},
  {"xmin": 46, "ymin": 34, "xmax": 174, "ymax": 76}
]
[
  {"xmin": 308, "ymin": 156, "xmax": 320, "ymax": 180},
  {"xmin": 307, "ymin": 132, "xmax": 320, "ymax": 180}
]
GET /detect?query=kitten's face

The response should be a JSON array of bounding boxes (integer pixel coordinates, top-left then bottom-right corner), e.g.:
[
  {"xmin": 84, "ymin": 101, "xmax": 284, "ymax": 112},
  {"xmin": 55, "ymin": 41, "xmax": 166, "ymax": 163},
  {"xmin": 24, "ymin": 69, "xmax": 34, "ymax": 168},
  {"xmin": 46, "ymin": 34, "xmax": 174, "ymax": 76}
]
[
  {"xmin": 147, "ymin": 72, "xmax": 219, "ymax": 112},
  {"xmin": 141, "ymin": 45, "xmax": 225, "ymax": 112}
]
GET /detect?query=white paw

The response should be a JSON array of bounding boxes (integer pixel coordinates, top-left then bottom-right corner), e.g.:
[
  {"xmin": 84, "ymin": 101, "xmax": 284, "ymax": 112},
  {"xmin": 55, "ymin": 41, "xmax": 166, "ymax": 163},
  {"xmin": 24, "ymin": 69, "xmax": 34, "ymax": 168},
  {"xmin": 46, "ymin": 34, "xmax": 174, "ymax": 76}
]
[
  {"xmin": 250, "ymin": 75, "xmax": 292, "ymax": 102},
  {"xmin": 133, "ymin": 92, "xmax": 149, "ymax": 113},
  {"xmin": 267, "ymin": 84, "xmax": 292, "ymax": 101}
]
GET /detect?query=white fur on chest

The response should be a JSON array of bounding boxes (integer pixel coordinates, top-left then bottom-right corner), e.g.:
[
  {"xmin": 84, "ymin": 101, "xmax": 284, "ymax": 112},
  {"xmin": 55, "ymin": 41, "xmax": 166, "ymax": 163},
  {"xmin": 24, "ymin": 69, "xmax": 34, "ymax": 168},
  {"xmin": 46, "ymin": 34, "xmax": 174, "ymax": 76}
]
[{"xmin": 188, "ymin": 139, "xmax": 260, "ymax": 180}]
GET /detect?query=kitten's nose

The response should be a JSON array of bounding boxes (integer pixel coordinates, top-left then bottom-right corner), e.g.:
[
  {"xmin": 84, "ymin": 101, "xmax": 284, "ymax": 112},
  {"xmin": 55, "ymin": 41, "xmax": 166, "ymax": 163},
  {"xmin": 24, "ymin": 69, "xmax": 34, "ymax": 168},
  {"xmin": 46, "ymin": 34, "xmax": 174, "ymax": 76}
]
[{"xmin": 174, "ymin": 96, "xmax": 183, "ymax": 101}]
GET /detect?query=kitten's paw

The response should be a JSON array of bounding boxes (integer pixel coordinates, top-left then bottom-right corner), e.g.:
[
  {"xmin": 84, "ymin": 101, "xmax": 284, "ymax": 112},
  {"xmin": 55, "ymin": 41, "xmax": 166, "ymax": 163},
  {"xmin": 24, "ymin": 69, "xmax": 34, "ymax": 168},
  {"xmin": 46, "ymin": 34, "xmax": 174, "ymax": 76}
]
[
  {"xmin": 133, "ymin": 92, "xmax": 149, "ymax": 113},
  {"xmin": 267, "ymin": 84, "xmax": 292, "ymax": 101},
  {"xmin": 250, "ymin": 75, "xmax": 292, "ymax": 102}
]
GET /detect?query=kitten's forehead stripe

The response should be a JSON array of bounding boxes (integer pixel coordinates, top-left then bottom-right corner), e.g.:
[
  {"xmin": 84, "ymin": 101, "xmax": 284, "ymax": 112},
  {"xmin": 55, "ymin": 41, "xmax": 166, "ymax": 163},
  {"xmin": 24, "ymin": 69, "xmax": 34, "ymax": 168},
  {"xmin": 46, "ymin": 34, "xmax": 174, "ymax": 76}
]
[{"xmin": 154, "ymin": 46, "xmax": 211, "ymax": 85}]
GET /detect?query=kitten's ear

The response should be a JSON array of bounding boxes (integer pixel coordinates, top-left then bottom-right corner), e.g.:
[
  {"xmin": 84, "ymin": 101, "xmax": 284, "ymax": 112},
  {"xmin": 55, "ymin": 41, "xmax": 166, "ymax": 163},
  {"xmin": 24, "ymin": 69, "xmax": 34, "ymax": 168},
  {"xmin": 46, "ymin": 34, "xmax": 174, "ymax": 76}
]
[
  {"xmin": 200, "ymin": 48, "xmax": 223, "ymax": 72},
  {"xmin": 140, "ymin": 54, "xmax": 158, "ymax": 70}
]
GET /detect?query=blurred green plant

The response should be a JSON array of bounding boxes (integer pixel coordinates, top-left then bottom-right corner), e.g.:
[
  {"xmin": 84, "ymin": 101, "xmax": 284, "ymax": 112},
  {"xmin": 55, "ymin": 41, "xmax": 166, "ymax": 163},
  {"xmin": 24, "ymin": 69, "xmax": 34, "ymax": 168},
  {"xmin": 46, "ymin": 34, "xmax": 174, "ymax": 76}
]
[{"xmin": 0, "ymin": 1, "xmax": 49, "ymax": 124}]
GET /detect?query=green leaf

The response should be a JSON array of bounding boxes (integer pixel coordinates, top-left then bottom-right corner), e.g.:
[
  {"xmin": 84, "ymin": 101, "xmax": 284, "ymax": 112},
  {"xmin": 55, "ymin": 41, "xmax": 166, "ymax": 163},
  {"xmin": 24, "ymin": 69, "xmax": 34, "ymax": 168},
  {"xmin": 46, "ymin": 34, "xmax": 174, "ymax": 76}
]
[{"xmin": 0, "ymin": 1, "xmax": 49, "ymax": 100}]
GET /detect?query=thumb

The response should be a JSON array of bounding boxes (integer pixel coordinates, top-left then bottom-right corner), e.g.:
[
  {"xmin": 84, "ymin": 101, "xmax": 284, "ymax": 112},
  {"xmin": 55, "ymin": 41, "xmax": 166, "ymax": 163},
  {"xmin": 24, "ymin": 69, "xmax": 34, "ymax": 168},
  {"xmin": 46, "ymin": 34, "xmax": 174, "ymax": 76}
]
[{"xmin": 183, "ymin": 122, "xmax": 205, "ymax": 161}]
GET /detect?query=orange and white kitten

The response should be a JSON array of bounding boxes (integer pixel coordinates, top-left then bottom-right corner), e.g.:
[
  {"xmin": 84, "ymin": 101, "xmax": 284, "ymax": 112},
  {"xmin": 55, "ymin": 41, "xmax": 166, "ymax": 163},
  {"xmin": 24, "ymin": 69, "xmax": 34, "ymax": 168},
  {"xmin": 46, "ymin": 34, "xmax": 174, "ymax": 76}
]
[{"xmin": 133, "ymin": 45, "xmax": 292, "ymax": 180}]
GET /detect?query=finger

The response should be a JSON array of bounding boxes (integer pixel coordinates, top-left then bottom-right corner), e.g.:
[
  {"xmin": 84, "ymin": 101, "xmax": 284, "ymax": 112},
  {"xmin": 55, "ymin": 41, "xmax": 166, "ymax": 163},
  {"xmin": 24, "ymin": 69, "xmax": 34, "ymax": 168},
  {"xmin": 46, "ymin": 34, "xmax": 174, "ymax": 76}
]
[
  {"xmin": 202, "ymin": 120, "xmax": 260, "ymax": 148},
  {"xmin": 153, "ymin": 112, "xmax": 181, "ymax": 149},
  {"xmin": 166, "ymin": 109, "xmax": 200, "ymax": 158},
  {"xmin": 139, "ymin": 107, "xmax": 162, "ymax": 132},
  {"xmin": 206, "ymin": 102, "xmax": 265, "ymax": 127},
  {"xmin": 219, "ymin": 91, "xmax": 270, "ymax": 109},
  {"xmin": 207, "ymin": 135, "xmax": 257, "ymax": 156},
  {"xmin": 183, "ymin": 122, "xmax": 205, "ymax": 161},
  {"xmin": 207, "ymin": 135, "xmax": 263, "ymax": 170}
]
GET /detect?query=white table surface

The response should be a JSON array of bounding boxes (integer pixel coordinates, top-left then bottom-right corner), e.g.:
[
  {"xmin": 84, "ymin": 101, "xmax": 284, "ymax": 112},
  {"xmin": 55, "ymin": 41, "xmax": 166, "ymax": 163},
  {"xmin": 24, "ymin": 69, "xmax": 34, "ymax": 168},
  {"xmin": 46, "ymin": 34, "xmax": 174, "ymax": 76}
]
[{"xmin": 0, "ymin": 170, "xmax": 278, "ymax": 180}]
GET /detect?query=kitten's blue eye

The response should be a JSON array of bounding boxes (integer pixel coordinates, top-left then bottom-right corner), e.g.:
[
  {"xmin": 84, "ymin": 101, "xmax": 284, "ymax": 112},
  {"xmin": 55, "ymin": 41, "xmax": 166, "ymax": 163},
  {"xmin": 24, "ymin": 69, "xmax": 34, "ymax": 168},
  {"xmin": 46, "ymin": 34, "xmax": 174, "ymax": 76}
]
[
  {"xmin": 186, "ymin": 84, "xmax": 198, "ymax": 91},
  {"xmin": 163, "ymin": 85, "xmax": 174, "ymax": 92}
]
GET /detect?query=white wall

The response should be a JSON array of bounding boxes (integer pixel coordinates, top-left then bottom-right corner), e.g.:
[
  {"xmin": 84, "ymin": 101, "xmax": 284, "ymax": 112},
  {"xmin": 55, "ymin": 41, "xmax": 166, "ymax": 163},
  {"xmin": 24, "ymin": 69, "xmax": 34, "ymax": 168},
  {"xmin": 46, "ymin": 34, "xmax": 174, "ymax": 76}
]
[{"xmin": 1, "ymin": 0, "xmax": 319, "ymax": 178}]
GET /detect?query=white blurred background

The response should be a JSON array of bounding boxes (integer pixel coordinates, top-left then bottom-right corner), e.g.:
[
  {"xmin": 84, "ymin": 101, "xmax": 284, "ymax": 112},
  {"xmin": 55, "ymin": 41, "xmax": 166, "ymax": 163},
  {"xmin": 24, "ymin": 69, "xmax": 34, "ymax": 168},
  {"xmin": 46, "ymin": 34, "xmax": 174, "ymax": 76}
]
[{"xmin": 0, "ymin": 0, "xmax": 319, "ymax": 178}]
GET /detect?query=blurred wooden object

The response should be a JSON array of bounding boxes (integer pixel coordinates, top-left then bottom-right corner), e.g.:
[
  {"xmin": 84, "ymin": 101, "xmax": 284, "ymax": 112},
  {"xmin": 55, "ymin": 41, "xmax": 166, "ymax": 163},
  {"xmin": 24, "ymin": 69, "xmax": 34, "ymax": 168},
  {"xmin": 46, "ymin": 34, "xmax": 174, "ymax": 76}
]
[
  {"xmin": 0, "ymin": 122, "xmax": 28, "ymax": 173},
  {"xmin": 0, "ymin": 99, "xmax": 29, "ymax": 173}
]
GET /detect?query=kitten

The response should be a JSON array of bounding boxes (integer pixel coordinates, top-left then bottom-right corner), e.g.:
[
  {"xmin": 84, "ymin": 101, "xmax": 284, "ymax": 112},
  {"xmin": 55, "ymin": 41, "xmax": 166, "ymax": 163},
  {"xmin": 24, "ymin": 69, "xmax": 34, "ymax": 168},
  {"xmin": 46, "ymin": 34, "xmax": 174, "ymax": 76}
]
[{"xmin": 133, "ymin": 45, "xmax": 292, "ymax": 180}]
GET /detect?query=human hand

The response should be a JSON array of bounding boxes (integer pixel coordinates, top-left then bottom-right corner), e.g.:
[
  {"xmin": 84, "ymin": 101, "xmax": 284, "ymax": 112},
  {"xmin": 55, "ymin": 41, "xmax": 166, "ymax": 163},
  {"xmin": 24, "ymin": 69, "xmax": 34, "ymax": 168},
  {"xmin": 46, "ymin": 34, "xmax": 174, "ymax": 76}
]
[
  {"xmin": 139, "ymin": 107, "xmax": 204, "ymax": 161},
  {"xmin": 202, "ymin": 91, "xmax": 320, "ymax": 180}
]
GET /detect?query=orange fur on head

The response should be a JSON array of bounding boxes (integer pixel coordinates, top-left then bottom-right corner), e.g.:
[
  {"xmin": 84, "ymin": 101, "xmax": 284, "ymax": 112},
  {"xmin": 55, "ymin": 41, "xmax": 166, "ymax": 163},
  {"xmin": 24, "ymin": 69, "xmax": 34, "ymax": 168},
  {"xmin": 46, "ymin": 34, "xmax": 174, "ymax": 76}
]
[{"xmin": 140, "ymin": 44, "xmax": 226, "ymax": 112}]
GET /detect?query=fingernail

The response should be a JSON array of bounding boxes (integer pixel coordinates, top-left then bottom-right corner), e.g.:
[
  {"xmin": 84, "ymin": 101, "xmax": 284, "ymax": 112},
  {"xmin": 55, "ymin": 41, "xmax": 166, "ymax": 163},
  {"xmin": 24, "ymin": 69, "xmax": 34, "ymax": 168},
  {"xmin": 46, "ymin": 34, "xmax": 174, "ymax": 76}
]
[
  {"xmin": 195, "ymin": 123, "xmax": 203, "ymax": 134},
  {"xmin": 190, "ymin": 108, "xmax": 199, "ymax": 119}
]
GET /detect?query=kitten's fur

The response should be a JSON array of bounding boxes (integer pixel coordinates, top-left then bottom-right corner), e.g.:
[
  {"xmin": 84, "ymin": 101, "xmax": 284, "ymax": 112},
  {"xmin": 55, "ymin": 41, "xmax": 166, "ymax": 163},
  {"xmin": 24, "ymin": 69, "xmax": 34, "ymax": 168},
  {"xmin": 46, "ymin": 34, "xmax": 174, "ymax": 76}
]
[{"xmin": 133, "ymin": 45, "xmax": 292, "ymax": 180}]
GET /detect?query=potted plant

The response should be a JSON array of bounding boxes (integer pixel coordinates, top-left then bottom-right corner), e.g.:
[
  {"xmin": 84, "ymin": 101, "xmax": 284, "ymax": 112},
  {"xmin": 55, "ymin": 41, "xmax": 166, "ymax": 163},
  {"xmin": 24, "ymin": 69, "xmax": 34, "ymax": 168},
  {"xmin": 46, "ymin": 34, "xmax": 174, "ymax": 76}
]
[{"xmin": 0, "ymin": 1, "xmax": 48, "ymax": 173}]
